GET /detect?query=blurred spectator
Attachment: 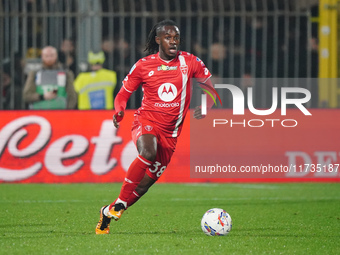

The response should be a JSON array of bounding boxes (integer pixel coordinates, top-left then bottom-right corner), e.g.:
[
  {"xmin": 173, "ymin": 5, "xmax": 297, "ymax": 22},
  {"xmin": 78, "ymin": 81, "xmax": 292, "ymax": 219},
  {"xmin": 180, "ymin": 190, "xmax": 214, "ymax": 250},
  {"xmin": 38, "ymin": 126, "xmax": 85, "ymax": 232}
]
[
  {"xmin": 1, "ymin": 62, "xmax": 22, "ymax": 110},
  {"xmin": 74, "ymin": 51, "xmax": 117, "ymax": 110},
  {"xmin": 112, "ymin": 38, "xmax": 143, "ymax": 108},
  {"xmin": 309, "ymin": 37, "xmax": 318, "ymax": 77},
  {"xmin": 113, "ymin": 38, "xmax": 133, "ymax": 81},
  {"xmin": 23, "ymin": 46, "xmax": 77, "ymax": 109},
  {"xmin": 101, "ymin": 37, "xmax": 115, "ymax": 70},
  {"xmin": 1, "ymin": 63, "xmax": 12, "ymax": 109},
  {"xmin": 22, "ymin": 47, "xmax": 42, "ymax": 75},
  {"xmin": 210, "ymin": 42, "xmax": 228, "ymax": 77},
  {"xmin": 0, "ymin": 66, "xmax": 11, "ymax": 110},
  {"xmin": 58, "ymin": 38, "xmax": 77, "ymax": 75},
  {"xmin": 244, "ymin": 17, "xmax": 267, "ymax": 77},
  {"xmin": 192, "ymin": 41, "xmax": 208, "ymax": 61}
]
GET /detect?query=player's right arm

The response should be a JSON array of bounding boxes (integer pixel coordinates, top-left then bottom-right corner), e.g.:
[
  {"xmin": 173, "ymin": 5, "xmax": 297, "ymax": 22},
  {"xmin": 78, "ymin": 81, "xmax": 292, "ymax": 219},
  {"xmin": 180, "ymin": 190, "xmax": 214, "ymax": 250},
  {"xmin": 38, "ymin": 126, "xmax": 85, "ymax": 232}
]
[
  {"xmin": 113, "ymin": 87, "xmax": 130, "ymax": 128},
  {"xmin": 113, "ymin": 61, "xmax": 142, "ymax": 128}
]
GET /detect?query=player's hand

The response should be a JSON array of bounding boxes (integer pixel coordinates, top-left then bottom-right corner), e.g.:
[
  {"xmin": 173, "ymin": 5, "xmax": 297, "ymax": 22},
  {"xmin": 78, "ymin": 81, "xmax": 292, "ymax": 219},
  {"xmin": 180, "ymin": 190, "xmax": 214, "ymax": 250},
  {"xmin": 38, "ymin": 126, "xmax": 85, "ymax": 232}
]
[
  {"xmin": 193, "ymin": 106, "xmax": 205, "ymax": 120},
  {"xmin": 113, "ymin": 111, "xmax": 124, "ymax": 128}
]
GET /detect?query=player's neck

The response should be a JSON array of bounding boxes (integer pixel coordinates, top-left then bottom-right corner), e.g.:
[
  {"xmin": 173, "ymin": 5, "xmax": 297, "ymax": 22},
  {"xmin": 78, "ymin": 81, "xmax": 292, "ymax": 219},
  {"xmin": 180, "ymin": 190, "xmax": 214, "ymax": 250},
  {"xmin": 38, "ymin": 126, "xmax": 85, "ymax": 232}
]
[{"xmin": 157, "ymin": 52, "xmax": 176, "ymax": 63}]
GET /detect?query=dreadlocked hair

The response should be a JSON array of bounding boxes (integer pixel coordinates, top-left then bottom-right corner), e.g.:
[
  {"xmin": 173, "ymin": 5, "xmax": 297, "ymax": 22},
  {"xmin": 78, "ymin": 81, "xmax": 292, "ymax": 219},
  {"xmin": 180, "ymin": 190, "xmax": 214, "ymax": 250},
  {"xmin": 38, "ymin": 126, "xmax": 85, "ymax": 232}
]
[{"xmin": 144, "ymin": 19, "xmax": 178, "ymax": 55}]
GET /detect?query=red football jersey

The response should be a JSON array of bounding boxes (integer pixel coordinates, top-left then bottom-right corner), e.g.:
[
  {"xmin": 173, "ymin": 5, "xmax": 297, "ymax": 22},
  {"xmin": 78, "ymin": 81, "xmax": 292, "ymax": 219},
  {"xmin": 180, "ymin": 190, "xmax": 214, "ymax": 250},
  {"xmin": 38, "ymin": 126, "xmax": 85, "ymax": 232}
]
[{"xmin": 122, "ymin": 51, "xmax": 212, "ymax": 137}]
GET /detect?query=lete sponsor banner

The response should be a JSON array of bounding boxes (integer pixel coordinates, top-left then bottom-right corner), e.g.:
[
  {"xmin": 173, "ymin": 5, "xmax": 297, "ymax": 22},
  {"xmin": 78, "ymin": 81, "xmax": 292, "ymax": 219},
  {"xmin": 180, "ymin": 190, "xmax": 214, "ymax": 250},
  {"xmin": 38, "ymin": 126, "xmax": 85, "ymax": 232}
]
[
  {"xmin": 0, "ymin": 110, "xmax": 190, "ymax": 183},
  {"xmin": 0, "ymin": 110, "xmax": 339, "ymax": 183}
]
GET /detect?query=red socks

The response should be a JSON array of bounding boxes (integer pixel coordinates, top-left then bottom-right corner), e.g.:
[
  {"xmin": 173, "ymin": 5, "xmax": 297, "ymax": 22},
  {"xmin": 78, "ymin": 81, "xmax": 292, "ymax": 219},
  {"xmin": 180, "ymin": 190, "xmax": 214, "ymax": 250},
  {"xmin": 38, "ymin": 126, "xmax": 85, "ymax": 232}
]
[
  {"xmin": 126, "ymin": 191, "xmax": 141, "ymax": 208},
  {"xmin": 109, "ymin": 155, "xmax": 151, "ymax": 210},
  {"xmin": 109, "ymin": 190, "xmax": 142, "ymax": 210}
]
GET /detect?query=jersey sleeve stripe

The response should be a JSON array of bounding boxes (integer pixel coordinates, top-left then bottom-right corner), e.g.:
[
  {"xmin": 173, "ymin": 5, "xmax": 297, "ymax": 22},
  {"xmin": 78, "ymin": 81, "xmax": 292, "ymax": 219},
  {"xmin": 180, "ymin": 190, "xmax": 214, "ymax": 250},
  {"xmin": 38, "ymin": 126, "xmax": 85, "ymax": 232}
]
[
  {"xmin": 123, "ymin": 85, "xmax": 133, "ymax": 93},
  {"xmin": 200, "ymin": 75, "xmax": 212, "ymax": 84}
]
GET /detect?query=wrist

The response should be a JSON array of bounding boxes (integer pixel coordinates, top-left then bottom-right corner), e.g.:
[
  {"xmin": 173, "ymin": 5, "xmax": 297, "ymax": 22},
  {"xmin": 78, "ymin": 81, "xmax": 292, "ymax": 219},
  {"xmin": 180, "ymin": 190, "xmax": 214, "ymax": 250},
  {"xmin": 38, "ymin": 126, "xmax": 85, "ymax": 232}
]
[{"xmin": 114, "ymin": 111, "xmax": 124, "ymax": 122}]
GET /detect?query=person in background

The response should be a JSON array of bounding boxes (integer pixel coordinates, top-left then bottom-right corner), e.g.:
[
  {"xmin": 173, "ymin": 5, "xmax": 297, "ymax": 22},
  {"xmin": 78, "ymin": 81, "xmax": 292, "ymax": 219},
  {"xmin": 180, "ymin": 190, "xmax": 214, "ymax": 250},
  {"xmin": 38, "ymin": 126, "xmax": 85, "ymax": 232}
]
[
  {"xmin": 1, "ymin": 62, "xmax": 22, "ymax": 110},
  {"xmin": 1, "ymin": 63, "xmax": 12, "ymax": 109},
  {"xmin": 58, "ymin": 38, "xmax": 77, "ymax": 75},
  {"xmin": 22, "ymin": 46, "xmax": 77, "ymax": 110},
  {"xmin": 74, "ymin": 51, "xmax": 117, "ymax": 110},
  {"xmin": 101, "ymin": 37, "xmax": 115, "ymax": 70}
]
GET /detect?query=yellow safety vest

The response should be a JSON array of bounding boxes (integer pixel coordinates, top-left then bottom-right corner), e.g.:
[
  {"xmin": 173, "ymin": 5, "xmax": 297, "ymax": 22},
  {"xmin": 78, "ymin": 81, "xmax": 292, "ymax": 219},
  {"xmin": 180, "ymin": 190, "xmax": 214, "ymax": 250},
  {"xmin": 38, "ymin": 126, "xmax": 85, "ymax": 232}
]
[{"xmin": 74, "ymin": 68, "xmax": 117, "ymax": 110}]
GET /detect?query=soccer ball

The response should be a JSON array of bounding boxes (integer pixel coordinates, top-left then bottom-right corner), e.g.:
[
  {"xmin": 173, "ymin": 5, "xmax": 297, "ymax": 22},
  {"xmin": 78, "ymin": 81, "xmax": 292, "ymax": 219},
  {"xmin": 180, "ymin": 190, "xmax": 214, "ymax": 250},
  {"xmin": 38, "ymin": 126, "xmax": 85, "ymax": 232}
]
[{"xmin": 201, "ymin": 208, "xmax": 232, "ymax": 236}]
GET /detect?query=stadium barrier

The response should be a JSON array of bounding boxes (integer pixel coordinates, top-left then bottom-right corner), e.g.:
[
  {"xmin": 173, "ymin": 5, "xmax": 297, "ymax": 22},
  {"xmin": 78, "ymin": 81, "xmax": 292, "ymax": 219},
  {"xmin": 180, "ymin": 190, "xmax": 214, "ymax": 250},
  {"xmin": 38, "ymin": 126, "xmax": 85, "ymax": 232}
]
[
  {"xmin": 0, "ymin": 110, "xmax": 339, "ymax": 183},
  {"xmin": 1, "ymin": 0, "xmax": 319, "ymax": 110}
]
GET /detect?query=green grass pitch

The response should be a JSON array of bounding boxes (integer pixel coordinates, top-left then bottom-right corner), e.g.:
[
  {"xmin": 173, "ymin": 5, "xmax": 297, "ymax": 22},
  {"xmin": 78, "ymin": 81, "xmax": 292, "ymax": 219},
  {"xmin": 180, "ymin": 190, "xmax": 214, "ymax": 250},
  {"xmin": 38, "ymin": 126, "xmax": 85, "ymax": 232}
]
[{"xmin": 0, "ymin": 183, "xmax": 339, "ymax": 254}]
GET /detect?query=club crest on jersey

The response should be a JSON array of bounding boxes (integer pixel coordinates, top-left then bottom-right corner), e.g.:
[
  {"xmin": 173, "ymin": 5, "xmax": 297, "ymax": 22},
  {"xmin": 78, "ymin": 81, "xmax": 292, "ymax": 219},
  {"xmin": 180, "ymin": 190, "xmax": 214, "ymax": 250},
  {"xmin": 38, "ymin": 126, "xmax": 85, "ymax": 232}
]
[
  {"xmin": 180, "ymin": 65, "xmax": 188, "ymax": 75},
  {"xmin": 158, "ymin": 83, "xmax": 177, "ymax": 102},
  {"xmin": 157, "ymin": 65, "xmax": 178, "ymax": 71},
  {"xmin": 144, "ymin": 125, "xmax": 153, "ymax": 131}
]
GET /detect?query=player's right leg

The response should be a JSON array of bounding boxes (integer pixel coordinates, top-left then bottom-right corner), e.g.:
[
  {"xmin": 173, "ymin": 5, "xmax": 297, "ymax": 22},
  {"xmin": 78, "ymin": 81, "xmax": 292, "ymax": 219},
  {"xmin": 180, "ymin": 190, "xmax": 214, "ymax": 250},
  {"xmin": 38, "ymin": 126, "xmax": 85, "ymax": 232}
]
[
  {"xmin": 95, "ymin": 132, "xmax": 157, "ymax": 234},
  {"xmin": 95, "ymin": 153, "xmax": 153, "ymax": 234},
  {"xmin": 127, "ymin": 174, "xmax": 156, "ymax": 207},
  {"xmin": 109, "ymin": 134, "xmax": 156, "ymax": 219},
  {"xmin": 95, "ymin": 205, "xmax": 111, "ymax": 235},
  {"xmin": 96, "ymin": 174, "xmax": 156, "ymax": 234}
]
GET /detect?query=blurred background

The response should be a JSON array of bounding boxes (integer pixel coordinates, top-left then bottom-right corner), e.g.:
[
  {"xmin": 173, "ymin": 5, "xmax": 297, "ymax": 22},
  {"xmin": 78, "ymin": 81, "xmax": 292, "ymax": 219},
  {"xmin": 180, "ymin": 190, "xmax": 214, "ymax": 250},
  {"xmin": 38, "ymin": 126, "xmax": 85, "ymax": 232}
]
[{"xmin": 0, "ymin": 0, "xmax": 339, "ymax": 110}]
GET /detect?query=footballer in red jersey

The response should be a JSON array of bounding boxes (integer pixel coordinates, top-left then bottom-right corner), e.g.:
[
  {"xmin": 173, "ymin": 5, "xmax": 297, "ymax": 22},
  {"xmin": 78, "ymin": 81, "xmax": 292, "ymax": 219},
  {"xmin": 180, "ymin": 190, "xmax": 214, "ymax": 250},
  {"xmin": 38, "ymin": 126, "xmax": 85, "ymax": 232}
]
[
  {"xmin": 96, "ymin": 20, "xmax": 215, "ymax": 235},
  {"xmin": 121, "ymin": 50, "xmax": 211, "ymax": 137}
]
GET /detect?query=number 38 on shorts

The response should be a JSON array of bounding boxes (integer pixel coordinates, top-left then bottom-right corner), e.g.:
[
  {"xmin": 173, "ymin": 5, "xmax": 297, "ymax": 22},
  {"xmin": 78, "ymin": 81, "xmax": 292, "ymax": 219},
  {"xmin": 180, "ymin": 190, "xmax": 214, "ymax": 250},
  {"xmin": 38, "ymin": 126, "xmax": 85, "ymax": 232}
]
[{"xmin": 148, "ymin": 161, "xmax": 167, "ymax": 178}]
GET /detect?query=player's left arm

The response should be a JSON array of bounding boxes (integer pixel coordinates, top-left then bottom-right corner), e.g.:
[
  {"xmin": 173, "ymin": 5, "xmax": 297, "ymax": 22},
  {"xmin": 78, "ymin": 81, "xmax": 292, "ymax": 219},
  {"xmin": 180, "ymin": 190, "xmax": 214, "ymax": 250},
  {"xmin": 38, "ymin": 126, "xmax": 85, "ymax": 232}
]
[
  {"xmin": 192, "ymin": 57, "xmax": 215, "ymax": 119},
  {"xmin": 193, "ymin": 77, "xmax": 215, "ymax": 119}
]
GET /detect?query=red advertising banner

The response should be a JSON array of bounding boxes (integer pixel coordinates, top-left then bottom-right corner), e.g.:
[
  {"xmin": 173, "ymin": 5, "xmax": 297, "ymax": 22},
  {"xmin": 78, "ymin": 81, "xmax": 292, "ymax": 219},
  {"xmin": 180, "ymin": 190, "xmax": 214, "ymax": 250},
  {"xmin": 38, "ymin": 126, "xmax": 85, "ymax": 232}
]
[
  {"xmin": 0, "ymin": 110, "xmax": 339, "ymax": 183},
  {"xmin": 0, "ymin": 110, "xmax": 190, "ymax": 183}
]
